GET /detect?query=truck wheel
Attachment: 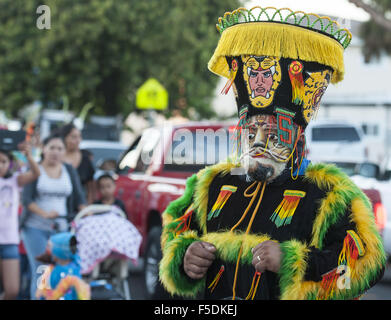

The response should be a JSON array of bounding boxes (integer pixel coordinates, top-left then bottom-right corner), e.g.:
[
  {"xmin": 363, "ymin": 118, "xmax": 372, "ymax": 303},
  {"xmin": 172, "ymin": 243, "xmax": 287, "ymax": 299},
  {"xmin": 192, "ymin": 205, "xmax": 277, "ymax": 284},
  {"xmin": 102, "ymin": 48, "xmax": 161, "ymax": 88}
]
[{"xmin": 143, "ymin": 226, "xmax": 162, "ymax": 299}]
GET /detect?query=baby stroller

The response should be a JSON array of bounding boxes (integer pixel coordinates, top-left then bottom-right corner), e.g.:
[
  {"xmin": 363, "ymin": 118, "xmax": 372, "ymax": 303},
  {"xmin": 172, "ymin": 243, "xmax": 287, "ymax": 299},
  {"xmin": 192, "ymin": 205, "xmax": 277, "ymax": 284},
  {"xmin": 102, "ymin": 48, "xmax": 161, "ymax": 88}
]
[{"xmin": 71, "ymin": 204, "xmax": 142, "ymax": 300}]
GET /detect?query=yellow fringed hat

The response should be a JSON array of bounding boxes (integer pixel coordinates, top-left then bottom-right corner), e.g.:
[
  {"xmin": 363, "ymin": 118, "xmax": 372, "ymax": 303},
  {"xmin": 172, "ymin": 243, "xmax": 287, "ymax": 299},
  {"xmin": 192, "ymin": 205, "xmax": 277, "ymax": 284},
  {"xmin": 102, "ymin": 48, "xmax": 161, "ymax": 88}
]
[
  {"xmin": 208, "ymin": 6, "xmax": 352, "ymax": 129},
  {"xmin": 208, "ymin": 6, "xmax": 352, "ymax": 84}
]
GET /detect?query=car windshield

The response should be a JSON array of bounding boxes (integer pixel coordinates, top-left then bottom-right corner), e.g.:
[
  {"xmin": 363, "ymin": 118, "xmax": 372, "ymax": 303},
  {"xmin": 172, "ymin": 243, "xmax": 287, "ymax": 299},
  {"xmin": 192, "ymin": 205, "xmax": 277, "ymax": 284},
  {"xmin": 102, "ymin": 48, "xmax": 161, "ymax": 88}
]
[
  {"xmin": 82, "ymin": 123, "xmax": 120, "ymax": 141},
  {"xmin": 164, "ymin": 128, "xmax": 232, "ymax": 173},
  {"xmin": 84, "ymin": 147, "xmax": 126, "ymax": 168},
  {"xmin": 312, "ymin": 126, "xmax": 360, "ymax": 142}
]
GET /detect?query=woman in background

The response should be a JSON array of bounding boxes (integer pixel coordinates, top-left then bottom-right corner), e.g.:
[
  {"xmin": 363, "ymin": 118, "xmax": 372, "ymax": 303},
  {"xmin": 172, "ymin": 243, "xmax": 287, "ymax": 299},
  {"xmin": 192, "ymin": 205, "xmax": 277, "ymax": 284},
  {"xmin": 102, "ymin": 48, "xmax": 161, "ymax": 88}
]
[
  {"xmin": 61, "ymin": 123, "xmax": 95, "ymax": 204},
  {"xmin": 20, "ymin": 134, "xmax": 86, "ymax": 299}
]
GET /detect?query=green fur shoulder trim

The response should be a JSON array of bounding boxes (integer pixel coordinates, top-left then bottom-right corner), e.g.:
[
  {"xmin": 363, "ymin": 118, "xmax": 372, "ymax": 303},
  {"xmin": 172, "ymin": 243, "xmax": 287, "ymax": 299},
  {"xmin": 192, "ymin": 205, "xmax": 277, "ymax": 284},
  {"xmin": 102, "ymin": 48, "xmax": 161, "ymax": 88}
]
[
  {"xmin": 304, "ymin": 162, "xmax": 367, "ymax": 249},
  {"xmin": 164, "ymin": 174, "xmax": 198, "ymax": 220},
  {"xmin": 193, "ymin": 161, "xmax": 239, "ymax": 234},
  {"xmin": 161, "ymin": 174, "xmax": 198, "ymax": 250}
]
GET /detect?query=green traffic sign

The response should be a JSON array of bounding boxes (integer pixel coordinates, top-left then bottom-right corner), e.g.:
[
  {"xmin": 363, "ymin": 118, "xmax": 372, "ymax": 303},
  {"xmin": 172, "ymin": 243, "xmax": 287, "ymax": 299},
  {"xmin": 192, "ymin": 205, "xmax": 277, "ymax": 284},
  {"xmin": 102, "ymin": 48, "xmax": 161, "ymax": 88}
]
[{"xmin": 136, "ymin": 78, "xmax": 168, "ymax": 110}]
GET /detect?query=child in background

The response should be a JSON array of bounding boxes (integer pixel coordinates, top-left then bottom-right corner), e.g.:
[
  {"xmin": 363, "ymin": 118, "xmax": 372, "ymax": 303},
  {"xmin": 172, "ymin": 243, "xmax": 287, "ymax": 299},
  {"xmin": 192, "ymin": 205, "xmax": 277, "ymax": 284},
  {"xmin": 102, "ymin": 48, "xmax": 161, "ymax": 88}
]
[
  {"xmin": 94, "ymin": 173, "xmax": 126, "ymax": 215},
  {"xmin": 0, "ymin": 142, "xmax": 40, "ymax": 300},
  {"xmin": 35, "ymin": 232, "xmax": 90, "ymax": 300}
]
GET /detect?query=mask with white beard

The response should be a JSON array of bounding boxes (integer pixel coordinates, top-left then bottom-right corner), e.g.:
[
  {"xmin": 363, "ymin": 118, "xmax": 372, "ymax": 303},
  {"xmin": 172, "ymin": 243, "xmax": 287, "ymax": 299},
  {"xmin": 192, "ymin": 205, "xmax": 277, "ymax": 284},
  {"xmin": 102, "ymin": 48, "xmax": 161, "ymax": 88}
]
[{"xmin": 239, "ymin": 114, "xmax": 298, "ymax": 183}]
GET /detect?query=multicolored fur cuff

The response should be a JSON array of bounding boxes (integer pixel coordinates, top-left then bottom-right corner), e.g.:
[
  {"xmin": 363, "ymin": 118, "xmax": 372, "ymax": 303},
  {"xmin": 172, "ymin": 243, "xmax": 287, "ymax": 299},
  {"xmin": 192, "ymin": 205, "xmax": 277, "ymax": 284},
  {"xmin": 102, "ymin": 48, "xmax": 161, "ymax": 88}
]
[
  {"xmin": 278, "ymin": 240, "xmax": 310, "ymax": 300},
  {"xmin": 159, "ymin": 231, "xmax": 204, "ymax": 298}
]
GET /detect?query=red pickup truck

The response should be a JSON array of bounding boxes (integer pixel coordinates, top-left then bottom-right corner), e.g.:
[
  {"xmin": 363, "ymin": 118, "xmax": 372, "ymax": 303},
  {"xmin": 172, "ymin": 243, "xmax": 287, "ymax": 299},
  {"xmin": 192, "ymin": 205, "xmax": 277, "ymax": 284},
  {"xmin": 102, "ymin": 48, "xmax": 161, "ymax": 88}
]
[
  {"xmin": 115, "ymin": 121, "xmax": 233, "ymax": 297},
  {"xmin": 114, "ymin": 121, "xmax": 386, "ymax": 298}
]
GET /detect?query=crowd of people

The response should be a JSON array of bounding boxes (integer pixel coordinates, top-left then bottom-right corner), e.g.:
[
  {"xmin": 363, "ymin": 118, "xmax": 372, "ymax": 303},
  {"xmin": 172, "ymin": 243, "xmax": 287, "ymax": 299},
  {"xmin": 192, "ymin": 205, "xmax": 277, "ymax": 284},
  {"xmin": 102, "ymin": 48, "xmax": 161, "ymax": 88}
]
[{"xmin": 0, "ymin": 123, "xmax": 125, "ymax": 300}]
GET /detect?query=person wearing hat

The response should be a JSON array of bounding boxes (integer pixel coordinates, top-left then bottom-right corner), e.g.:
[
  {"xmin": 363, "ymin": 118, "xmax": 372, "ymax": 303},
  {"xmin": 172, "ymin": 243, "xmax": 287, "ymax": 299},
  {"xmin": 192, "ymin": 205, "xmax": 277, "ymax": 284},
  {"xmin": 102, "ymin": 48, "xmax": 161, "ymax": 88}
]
[
  {"xmin": 159, "ymin": 6, "xmax": 386, "ymax": 300},
  {"xmin": 35, "ymin": 232, "xmax": 90, "ymax": 300}
]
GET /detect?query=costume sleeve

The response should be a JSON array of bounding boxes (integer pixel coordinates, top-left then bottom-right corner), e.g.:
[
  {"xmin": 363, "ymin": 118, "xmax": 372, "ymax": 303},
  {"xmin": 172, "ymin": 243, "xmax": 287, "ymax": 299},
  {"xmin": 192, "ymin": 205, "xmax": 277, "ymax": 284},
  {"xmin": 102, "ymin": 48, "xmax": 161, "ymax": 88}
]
[
  {"xmin": 159, "ymin": 174, "xmax": 204, "ymax": 298},
  {"xmin": 278, "ymin": 185, "xmax": 386, "ymax": 300}
]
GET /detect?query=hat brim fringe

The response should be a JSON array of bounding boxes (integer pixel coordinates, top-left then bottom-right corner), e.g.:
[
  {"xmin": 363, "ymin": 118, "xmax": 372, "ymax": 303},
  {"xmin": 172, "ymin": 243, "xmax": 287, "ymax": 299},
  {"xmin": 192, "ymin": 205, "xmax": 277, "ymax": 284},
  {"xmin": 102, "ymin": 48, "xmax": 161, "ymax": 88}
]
[{"xmin": 208, "ymin": 22, "xmax": 345, "ymax": 84}]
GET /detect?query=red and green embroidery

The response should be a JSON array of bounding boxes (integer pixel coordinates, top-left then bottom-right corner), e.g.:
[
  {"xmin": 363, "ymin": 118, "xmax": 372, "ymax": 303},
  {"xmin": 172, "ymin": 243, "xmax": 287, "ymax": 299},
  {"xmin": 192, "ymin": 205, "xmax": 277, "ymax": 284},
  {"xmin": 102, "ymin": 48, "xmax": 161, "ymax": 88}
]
[
  {"xmin": 318, "ymin": 230, "xmax": 365, "ymax": 299},
  {"xmin": 173, "ymin": 204, "xmax": 194, "ymax": 236},
  {"xmin": 207, "ymin": 185, "xmax": 238, "ymax": 221},
  {"xmin": 270, "ymin": 190, "xmax": 306, "ymax": 227}
]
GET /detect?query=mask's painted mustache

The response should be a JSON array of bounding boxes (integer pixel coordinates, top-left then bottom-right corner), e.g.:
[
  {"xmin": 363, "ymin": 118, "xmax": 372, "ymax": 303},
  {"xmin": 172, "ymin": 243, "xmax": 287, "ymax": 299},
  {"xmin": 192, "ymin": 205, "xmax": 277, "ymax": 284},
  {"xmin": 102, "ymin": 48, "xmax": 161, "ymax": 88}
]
[{"xmin": 244, "ymin": 146, "xmax": 290, "ymax": 162}]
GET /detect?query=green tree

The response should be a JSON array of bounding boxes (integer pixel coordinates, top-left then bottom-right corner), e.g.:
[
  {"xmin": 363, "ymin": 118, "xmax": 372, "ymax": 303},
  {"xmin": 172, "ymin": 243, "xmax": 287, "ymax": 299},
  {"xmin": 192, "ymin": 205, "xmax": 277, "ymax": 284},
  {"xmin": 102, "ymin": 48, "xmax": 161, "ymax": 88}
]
[
  {"xmin": 0, "ymin": 0, "xmax": 239, "ymax": 118},
  {"xmin": 348, "ymin": 0, "xmax": 391, "ymax": 62},
  {"xmin": 0, "ymin": 1, "xmax": 43, "ymax": 114}
]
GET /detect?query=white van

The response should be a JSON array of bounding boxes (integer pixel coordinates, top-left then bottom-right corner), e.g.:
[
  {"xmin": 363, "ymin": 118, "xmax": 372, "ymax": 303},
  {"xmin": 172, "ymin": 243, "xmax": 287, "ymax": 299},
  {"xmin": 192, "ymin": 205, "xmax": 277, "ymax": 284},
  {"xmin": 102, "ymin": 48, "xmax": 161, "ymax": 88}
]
[
  {"xmin": 39, "ymin": 109, "xmax": 75, "ymax": 140},
  {"xmin": 305, "ymin": 120, "xmax": 367, "ymax": 169}
]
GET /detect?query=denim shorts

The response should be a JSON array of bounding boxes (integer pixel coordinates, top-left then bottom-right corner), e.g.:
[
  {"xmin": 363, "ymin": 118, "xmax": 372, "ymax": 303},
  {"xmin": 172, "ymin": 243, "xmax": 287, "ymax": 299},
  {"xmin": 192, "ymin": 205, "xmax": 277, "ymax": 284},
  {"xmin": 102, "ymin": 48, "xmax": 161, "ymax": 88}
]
[{"xmin": 0, "ymin": 244, "xmax": 20, "ymax": 259}]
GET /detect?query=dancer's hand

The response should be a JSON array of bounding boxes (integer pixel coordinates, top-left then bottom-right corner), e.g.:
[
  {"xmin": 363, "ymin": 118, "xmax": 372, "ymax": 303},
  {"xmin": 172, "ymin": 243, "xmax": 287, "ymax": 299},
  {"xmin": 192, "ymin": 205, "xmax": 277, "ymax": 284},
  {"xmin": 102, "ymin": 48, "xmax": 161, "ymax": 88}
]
[
  {"xmin": 251, "ymin": 240, "xmax": 282, "ymax": 273},
  {"xmin": 184, "ymin": 241, "xmax": 216, "ymax": 280}
]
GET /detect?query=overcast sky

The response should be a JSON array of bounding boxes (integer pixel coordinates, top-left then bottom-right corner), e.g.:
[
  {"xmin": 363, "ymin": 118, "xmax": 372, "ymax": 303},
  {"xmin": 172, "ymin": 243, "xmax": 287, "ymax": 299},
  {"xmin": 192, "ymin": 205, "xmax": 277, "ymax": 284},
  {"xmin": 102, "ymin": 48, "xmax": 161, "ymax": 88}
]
[{"xmin": 244, "ymin": 0, "xmax": 370, "ymax": 21}]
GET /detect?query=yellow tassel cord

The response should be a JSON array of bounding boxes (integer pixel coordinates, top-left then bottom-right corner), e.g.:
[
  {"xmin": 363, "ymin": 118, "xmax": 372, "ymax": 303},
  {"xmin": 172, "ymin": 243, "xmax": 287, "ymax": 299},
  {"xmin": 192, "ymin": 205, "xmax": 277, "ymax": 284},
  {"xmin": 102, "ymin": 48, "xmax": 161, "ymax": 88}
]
[
  {"xmin": 230, "ymin": 181, "xmax": 259, "ymax": 232},
  {"xmin": 221, "ymin": 59, "xmax": 239, "ymax": 95},
  {"xmin": 245, "ymin": 271, "xmax": 262, "ymax": 300},
  {"xmin": 208, "ymin": 22, "xmax": 345, "ymax": 84},
  {"xmin": 208, "ymin": 265, "xmax": 225, "ymax": 293},
  {"xmin": 270, "ymin": 190, "xmax": 306, "ymax": 228},
  {"xmin": 232, "ymin": 181, "xmax": 267, "ymax": 300},
  {"xmin": 231, "ymin": 106, "xmax": 249, "ymax": 162},
  {"xmin": 318, "ymin": 230, "xmax": 365, "ymax": 300},
  {"xmin": 270, "ymin": 126, "xmax": 302, "ymax": 164},
  {"xmin": 203, "ymin": 232, "xmax": 272, "ymax": 295},
  {"xmin": 253, "ymin": 116, "xmax": 305, "ymax": 176}
]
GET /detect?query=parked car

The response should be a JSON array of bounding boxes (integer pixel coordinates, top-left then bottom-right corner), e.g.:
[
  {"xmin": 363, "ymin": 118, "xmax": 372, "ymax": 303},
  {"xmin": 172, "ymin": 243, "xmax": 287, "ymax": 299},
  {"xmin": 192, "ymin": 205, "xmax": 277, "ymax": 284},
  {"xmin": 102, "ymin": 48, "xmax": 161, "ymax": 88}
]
[
  {"xmin": 114, "ymin": 121, "xmax": 233, "ymax": 298},
  {"xmin": 305, "ymin": 121, "xmax": 386, "ymax": 235},
  {"xmin": 352, "ymin": 162, "xmax": 391, "ymax": 259},
  {"xmin": 80, "ymin": 140, "xmax": 127, "ymax": 171},
  {"xmin": 39, "ymin": 109, "xmax": 75, "ymax": 140},
  {"xmin": 306, "ymin": 120, "xmax": 368, "ymax": 165},
  {"xmin": 81, "ymin": 115, "xmax": 123, "ymax": 142},
  {"xmin": 321, "ymin": 161, "xmax": 388, "ymax": 235}
]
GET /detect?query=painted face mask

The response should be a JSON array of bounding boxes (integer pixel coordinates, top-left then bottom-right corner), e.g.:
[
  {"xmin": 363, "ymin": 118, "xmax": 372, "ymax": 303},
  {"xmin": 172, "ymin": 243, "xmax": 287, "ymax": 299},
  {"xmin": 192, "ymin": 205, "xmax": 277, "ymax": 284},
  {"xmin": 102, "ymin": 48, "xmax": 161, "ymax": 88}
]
[
  {"xmin": 240, "ymin": 114, "xmax": 300, "ymax": 182},
  {"xmin": 229, "ymin": 54, "xmax": 331, "ymax": 181}
]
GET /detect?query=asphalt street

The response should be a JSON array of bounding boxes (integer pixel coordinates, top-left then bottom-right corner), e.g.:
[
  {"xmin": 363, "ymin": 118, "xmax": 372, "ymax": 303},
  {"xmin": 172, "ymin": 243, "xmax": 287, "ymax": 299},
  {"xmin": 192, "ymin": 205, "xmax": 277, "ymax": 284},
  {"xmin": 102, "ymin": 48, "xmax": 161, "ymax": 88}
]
[
  {"xmin": 127, "ymin": 260, "xmax": 391, "ymax": 300},
  {"xmin": 362, "ymin": 263, "xmax": 391, "ymax": 300}
]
